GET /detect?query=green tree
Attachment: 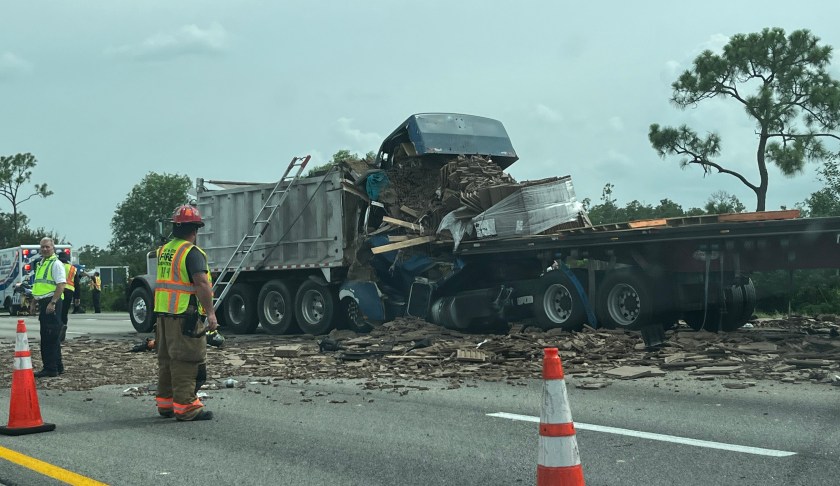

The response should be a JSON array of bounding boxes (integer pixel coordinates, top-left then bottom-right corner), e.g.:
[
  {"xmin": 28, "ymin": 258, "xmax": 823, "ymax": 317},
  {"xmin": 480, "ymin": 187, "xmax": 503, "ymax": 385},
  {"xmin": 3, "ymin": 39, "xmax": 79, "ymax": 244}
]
[
  {"xmin": 110, "ymin": 172, "xmax": 191, "ymax": 275},
  {"xmin": 306, "ymin": 150, "xmax": 376, "ymax": 177},
  {"xmin": 0, "ymin": 153, "xmax": 52, "ymax": 239},
  {"xmin": 650, "ymin": 28, "xmax": 840, "ymax": 211},
  {"xmin": 704, "ymin": 190, "xmax": 746, "ymax": 214},
  {"xmin": 803, "ymin": 155, "xmax": 840, "ymax": 216}
]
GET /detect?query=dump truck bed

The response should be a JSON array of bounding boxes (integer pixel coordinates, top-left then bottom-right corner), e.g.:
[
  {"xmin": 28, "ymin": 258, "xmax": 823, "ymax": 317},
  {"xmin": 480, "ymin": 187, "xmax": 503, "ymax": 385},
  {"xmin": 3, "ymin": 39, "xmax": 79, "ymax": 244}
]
[{"xmin": 195, "ymin": 170, "xmax": 351, "ymax": 272}]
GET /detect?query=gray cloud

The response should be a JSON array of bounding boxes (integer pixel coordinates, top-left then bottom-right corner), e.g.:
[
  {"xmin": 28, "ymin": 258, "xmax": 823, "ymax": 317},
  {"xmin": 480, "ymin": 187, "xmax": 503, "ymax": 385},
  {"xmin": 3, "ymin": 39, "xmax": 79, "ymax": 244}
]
[
  {"xmin": 105, "ymin": 23, "xmax": 228, "ymax": 61},
  {"xmin": 534, "ymin": 104, "xmax": 563, "ymax": 124},
  {"xmin": 335, "ymin": 118, "xmax": 382, "ymax": 154}
]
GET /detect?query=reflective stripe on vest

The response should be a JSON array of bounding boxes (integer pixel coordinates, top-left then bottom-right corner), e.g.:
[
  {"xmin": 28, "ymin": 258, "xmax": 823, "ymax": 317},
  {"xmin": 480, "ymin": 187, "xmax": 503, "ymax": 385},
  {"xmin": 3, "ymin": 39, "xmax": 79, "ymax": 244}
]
[
  {"xmin": 153, "ymin": 240, "xmax": 211, "ymax": 315},
  {"xmin": 64, "ymin": 263, "xmax": 76, "ymax": 292},
  {"xmin": 32, "ymin": 255, "xmax": 61, "ymax": 299}
]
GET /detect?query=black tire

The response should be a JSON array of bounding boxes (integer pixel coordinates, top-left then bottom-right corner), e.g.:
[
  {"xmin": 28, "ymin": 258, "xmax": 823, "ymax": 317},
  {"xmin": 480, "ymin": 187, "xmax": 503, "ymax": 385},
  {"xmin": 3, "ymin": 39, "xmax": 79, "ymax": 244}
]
[
  {"xmin": 129, "ymin": 287, "xmax": 155, "ymax": 333},
  {"xmin": 257, "ymin": 280, "xmax": 297, "ymax": 335},
  {"xmin": 595, "ymin": 271, "xmax": 654, "ymax": 330},
  {"xmin": 740, "ymin": 278, "xmax": 757, "ymax": 325},
  {"xmin": 720, "ymin": 285, "xmax": 744, "ymax": 332},
  {"xmin": 342, "ymin": 297, "xmax": 373, "ymax": 333},
  {"xmin": 294, "ymin": 280, "xmax": 337, "ymax": 335},
  {"xmin": 223, "ymin": 283, "xmax": 258, "ymax": 334},
  {"xmin": 10, "ymin": 304, "xmax": 19, "ymax": 317},
  {"xmin": 532, "ymin": 270, "xmax": 586, "ymax": 331}
]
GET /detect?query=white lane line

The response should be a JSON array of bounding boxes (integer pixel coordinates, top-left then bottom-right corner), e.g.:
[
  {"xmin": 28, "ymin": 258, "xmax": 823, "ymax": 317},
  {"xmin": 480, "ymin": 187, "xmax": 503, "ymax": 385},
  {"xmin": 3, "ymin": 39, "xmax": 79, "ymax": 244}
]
[{"xmin": 488, "ymin": 412, "xmax": 796, "ymax": 457}]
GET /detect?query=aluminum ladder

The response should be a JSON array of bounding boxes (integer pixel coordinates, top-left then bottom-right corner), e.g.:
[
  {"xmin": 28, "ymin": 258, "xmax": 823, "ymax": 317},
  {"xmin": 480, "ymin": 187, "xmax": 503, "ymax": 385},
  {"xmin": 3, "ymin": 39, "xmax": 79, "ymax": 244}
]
[{"xmin": 211, "ymin": 155, "xmax": 311, "ymax": 308}]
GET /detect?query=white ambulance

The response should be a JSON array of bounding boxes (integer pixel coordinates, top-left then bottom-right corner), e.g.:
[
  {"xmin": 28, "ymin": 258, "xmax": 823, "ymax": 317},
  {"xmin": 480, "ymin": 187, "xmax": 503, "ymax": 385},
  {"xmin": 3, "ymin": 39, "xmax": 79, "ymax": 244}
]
[{"xmin": 0, "ymin": 244, "xmax": 72, "ymax": 315}]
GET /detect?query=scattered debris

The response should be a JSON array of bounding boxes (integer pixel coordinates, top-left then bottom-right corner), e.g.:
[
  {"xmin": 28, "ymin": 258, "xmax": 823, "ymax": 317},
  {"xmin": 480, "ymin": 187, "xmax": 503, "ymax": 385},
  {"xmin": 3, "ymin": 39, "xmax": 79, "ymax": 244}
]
[{"xmin": 6, "ymin": 314, "xmax": 840, "ymax": 393}]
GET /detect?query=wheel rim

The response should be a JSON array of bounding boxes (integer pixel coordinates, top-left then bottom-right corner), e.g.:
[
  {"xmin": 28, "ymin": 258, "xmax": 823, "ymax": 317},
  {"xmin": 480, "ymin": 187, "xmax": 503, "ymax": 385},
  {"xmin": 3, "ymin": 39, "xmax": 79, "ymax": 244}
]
[
  {"xmin": 607, "ymin": 283, "xmax": 640, "ymax": 327},
  {"xmin": 544, "ymin": 284, "xmax": 573, "ymax": 323},
  {"xmin": 132, "ymin": 297, "xmax": 147, "ymax": 324},
  {"xmin": 228, "ymin": 294, "xmax": 246, "ymax": 324},
  {"xmin": 346, "ymin": 299, "xmax": 361, "ymax": 326},
  {"xmin": 262, "ymin": 290, "xmax": 288, "ymax": 326},
  {"xmin": 301, "ymin": 289, "xmax": 326, "ymax": 325}
]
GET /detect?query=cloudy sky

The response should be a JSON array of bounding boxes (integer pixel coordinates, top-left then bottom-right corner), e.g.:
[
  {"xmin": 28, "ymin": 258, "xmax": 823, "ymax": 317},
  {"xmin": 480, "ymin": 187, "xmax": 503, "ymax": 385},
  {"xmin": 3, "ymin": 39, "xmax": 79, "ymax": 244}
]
[{"xmin": 1, "ymin": 1, "xmax": 839, "ymax": 249}]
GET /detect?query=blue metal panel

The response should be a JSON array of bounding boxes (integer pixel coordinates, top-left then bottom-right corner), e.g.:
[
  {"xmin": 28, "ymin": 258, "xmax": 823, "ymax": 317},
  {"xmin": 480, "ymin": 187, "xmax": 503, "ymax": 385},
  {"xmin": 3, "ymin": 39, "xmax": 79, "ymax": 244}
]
[{"xmin": 378, "ymin": 113, "xmax": 519, "ymax": 169}]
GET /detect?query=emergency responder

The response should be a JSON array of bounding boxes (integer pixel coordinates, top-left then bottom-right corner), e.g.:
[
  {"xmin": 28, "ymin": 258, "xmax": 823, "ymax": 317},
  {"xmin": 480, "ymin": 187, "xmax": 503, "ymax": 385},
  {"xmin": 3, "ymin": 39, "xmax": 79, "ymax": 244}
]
[
  {"xmin": 29, "ymin": 237, "xmax": 66, "ymax": 377},
  {"xmin": 91, "ymin": 271, "xmax": 102, "ymax": 313},
  {"xmin": 154, "ymin": 204, "xmax": 218, "ymax": 421},
  {"xmin": 57, "ymin": 251, "xmax": 76, "ymax": 342}
]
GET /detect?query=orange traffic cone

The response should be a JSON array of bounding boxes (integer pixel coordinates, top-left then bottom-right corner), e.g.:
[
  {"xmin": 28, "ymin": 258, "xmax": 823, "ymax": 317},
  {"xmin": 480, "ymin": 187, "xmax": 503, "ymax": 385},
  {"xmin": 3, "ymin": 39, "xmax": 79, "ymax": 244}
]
[
  {"xmin": 0, "ymin": 320, "xmax": 56, "ymax": 436},
  {"xmin": 537, "ymin": 347, "xmax": 584, "ymax": 485}
]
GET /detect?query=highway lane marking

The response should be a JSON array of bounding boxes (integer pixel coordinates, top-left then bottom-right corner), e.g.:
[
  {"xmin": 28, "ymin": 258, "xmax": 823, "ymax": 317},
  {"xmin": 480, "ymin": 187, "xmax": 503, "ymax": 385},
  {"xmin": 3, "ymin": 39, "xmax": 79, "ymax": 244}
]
[
  {"xmin": 0, "ymin": 445, "xmax": 108, "ymax": 485},
  {"xmin": 488, "ymin": 412, "xmax": 796, "ymax": 457}
]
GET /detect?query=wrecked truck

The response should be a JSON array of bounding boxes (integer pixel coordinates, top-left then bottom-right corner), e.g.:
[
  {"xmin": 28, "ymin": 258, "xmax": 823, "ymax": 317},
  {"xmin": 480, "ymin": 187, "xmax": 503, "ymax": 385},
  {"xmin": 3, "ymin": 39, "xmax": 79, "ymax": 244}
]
[{"xmin": 127, "ymin": 112, "xmax": 840, "ymax": 337}]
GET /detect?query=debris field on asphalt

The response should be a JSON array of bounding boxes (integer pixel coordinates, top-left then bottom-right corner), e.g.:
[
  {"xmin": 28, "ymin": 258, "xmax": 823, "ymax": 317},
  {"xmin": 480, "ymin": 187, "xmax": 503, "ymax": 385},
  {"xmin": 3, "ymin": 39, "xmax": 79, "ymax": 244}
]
[{"xmin": 4, "ymin": 314, "xmax": 840, "ymax": 394}]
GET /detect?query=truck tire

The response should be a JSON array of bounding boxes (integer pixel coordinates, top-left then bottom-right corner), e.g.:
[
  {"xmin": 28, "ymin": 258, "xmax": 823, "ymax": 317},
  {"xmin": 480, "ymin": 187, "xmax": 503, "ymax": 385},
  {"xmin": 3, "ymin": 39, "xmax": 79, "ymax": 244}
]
[
  {"xmin": 739, "ymin": 278, "xmax": 757, "ymax": 325},
  {"xmin": 720, "ymin": 285, "xmax": 744, "ymax": 332},
  {"xmin": 342, "ymin": 297, "xmax": 373, "ymax": 333},
  {"xmin": 257, "ymin": 280, "xmax": 297, "ymax": 335},
  {"xmin": 533, "ymin": 270, "xmax": 586, "ymax": 331},
  {"xmin": 223, "ymin": 284, "xmax": 259, "ymax": 334},
  {"xmin": 10, "ymin": 304, "xmax": 19, "ymax": 317},
  {"xmin": 129, "ymin": 287, "xmax": 155, "ymax": 333},
  {"xmin": 595, "ymin": 271, "xmax": 653, "ymax": 330},
  {"xmin": 295, "ymin": 280, "xmax": 337, "ymax": 335}
]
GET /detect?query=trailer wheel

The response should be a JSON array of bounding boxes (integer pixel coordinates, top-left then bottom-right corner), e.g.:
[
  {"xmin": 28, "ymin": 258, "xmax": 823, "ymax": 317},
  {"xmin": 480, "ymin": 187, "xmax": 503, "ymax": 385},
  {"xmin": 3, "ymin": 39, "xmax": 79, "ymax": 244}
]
[
  {"xmin": 595, "ymin": 271, "xmax": 653, "ymax": 330},
  {"xmin": 224, "ymin": 284, "xmax": 258, "ymax": 334},
  {"xmin": 257, "ymin": 280, "xmax": 297, "ymax": 335},
  {"xmin": 533, "ymin": 271, "xmax": 585, "ymax": 331},
  {"xmin": 295, "ymin": 280, "xmax": 337, "ymax": 335},
  {"xmin": 129, "ymin": 287, "xmax": 155, "ymax": 333}
]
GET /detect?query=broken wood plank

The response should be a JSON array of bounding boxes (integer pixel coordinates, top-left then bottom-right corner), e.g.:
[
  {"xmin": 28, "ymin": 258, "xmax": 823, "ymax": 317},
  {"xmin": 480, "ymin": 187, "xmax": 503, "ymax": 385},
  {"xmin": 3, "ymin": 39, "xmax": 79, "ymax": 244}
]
[
  {"xmin": 456, "ymin": 349, "xmax": 487, "ymax": 362},
  {"xmin": 340, "ymin": 180, "xmax": 370, "ymax": 202},
  {"xmin": 382, "ymin": 216, "xmax": 423, "ymax": 232},
  {"xmin": 716, "ymin": 209, "xmax": 800, "ymax": 222},
  {"xmin": 371, "ymin": 236, "xmax": 436, "ymax": 254},
  {"xmin": 369, "ymin": 224, "xmax": 394, "ymax": 235},
  {"xmin": 274, "ymin": 345, "xmax": 304, "ymax": 358},
  {"xmin": 388, "ymin": 235, "xmax": 410, "ymax": 242},
  {"xmin": 627, "ymin": 219, "xmax": 667, "ymax": 229},
  {"xmin": 399, "ymin": 205, "xmax": 420, "ymax": 219}
]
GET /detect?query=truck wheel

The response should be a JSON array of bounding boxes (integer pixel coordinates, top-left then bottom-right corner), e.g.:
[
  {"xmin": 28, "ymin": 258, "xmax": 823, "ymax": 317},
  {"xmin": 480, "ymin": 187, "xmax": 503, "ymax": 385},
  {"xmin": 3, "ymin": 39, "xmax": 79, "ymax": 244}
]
[
  {"xmin": 720, "ymin": 285, "xmax": 744, "ymax": 332},
  {"xmin": 595, "ymin": 271, "xmax": 653, "ymax": 330},
  {"xmin": 129, "ymin": 287, "xmax": 155, "ymax": 333},
  {"xmin": 223, "ymin": 284, "xmax": 258, "ymax": 334},
  {"xmin": 739, "ymin": 278, "xmax": 757, "ymax": 325},
  {"xmin": 257, "ymin": 280, "xmax": 297, "ymax": 335},
  {"xmin": 10, "ymin": 304, "xmax": 19, "ymax": 317},
  {"xmin": 295, "ymin": 280, "xmax": 337, "ymax": 335},
  {"xmin": 342, "ymin": 297, "xmax": 373, "ymax": 333},
  {"xmin": 533, "ymin": 271, "xmax": 585, "ymax": 331}
]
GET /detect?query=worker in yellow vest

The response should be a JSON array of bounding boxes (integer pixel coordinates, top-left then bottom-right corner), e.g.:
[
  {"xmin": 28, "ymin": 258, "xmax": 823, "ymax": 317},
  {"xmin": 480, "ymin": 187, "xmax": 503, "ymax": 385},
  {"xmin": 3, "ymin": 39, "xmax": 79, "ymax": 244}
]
[
  {"xmin": 91, "ymin": 271, "xmax": 102, "ymax": 313},
  {"xmin": 29, "ymin": 237, "xmax": 67, "ymax": 378},
  {"xmin": 153, "ymin": 204, "xmax": 218, "ymax": 421},
  {"xmin": 58, "ymin": 251, "xmax": 76, "ymax": 342}
]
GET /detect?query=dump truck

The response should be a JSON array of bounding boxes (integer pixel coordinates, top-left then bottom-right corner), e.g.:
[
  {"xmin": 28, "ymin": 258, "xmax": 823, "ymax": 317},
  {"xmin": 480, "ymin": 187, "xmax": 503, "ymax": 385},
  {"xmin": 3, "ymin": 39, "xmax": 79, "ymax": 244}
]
[{"xmin": 126, "ymin": 113, "xmax": 840, "ymax": 338}]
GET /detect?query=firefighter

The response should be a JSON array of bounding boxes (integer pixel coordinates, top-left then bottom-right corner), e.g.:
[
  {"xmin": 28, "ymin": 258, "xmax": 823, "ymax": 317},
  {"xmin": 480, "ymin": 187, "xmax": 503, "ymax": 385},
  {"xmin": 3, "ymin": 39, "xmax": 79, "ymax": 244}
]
[
  {"xmin": 153, "ymin": 204, "xmax": 218, "ymax": 421},
  {"xmin": 57, "ymin": 251, "xmax": 76, "ymax": 342}
]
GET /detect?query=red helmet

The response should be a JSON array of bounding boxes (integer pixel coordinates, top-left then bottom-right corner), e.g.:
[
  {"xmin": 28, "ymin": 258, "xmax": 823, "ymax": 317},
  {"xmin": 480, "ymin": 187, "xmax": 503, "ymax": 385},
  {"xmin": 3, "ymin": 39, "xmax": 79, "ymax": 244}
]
[{"xmin": 172, "ymin": 205, "xmax": 204, "ymax": 227}]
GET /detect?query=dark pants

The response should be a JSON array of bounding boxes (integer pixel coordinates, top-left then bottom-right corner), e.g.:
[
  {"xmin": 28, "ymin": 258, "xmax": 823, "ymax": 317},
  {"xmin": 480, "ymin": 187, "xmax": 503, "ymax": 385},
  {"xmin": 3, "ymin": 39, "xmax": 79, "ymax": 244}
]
[
  {"xmin": 60, "ymin": 289, "xmax": 73, "ymax": 341},
  {"xmin": 73, "ymin": 288, "xmax": 83, "ymax": 313},
  {"xmin": 38, "ymin": 298, "xmax": 63, "ymax": 373},
  {"xmin": 93, "ymin": 290, "xmax": 101, "ymax": 313}
]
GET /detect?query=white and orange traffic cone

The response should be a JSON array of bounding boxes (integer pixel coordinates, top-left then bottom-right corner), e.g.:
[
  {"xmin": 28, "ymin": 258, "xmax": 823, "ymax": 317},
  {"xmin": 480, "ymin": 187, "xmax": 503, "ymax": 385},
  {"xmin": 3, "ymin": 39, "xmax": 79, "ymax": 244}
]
[
  {"xmin": 537, "ymin": 347, "xmax": 584, "ymax": 485},
  {"xmin": 0, "ymin": 319, "xmax": 56, "ymax": 436}
]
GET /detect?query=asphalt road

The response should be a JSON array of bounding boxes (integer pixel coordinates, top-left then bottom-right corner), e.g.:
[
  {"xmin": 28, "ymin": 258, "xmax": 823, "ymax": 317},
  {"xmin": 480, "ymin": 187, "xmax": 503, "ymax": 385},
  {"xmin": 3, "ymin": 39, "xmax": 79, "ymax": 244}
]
[{"xmin": 0, "ymin": 314, "xmax": 837, "ymax": 485}]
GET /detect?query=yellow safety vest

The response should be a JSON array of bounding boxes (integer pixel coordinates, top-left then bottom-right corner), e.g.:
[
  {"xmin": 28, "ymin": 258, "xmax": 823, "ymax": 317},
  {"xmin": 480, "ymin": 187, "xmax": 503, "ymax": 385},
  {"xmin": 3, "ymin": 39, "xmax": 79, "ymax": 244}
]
[
  {"xmin": 154, "ymin": 239, "xmax": 211, "ymax": 315},
  {"xmin": 64, "ymin": 263, "xmax": 76, "ymax": 292},
  {"xmin": 91, "ymin": 275, "xmax": 101, "ymax": 291},
  {"xmin": 32, "ymin": 255, "xmax": 63, "ymax": 300}
]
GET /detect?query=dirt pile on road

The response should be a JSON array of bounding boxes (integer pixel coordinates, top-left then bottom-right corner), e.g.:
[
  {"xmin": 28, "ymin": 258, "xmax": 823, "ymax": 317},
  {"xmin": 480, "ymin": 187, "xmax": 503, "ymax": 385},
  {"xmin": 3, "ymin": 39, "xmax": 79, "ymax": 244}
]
[{"xmin": 6, "ymin": 315, "xmax": 839, "ymax": 393}]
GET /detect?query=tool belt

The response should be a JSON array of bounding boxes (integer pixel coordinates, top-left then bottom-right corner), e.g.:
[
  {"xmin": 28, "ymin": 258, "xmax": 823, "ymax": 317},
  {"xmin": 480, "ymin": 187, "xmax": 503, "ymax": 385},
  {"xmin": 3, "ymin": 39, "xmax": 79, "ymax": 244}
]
[{"xmin": 157, "ymin": 306, "xmax": 207, "ymax": 337}]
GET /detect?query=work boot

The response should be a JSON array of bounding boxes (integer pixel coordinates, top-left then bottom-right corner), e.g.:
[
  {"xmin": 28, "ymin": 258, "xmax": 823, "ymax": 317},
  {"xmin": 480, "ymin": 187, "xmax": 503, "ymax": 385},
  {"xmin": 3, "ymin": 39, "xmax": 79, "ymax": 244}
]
[
  {"xmin": 34, "ymin": 369, "xmax": 58, "ymax": 378},
  {"xmin": 159, "ymin": 410, "xmax": 175, "ymax": 418},
  {"xmin": 177, "ymin": 410, "xmax": 213, "ymax": 421}
]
